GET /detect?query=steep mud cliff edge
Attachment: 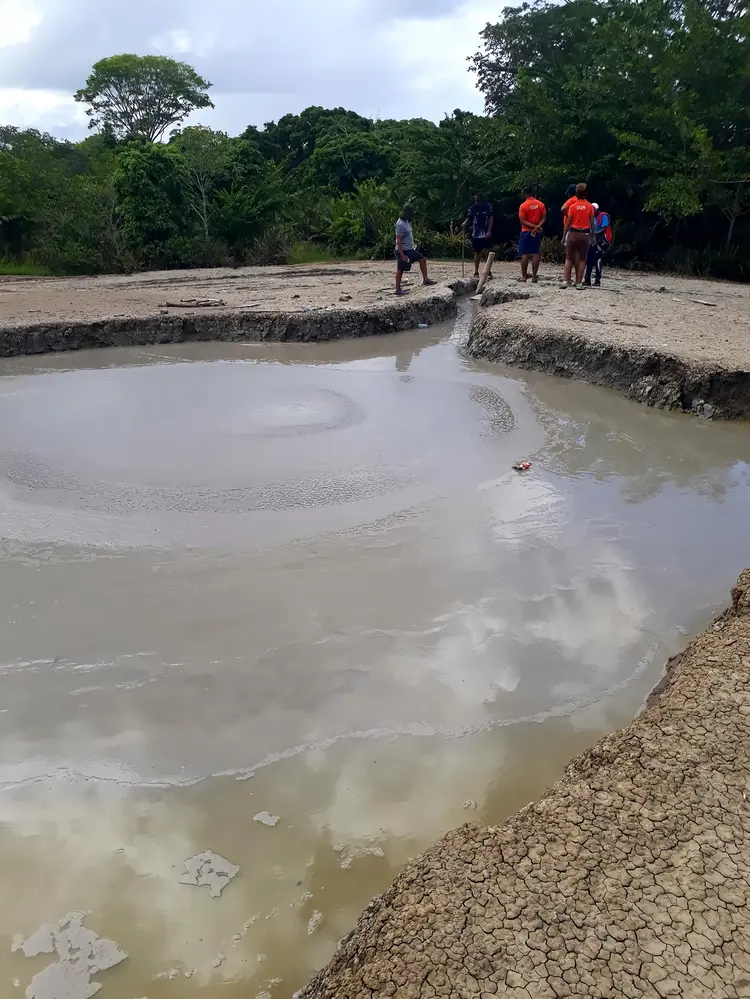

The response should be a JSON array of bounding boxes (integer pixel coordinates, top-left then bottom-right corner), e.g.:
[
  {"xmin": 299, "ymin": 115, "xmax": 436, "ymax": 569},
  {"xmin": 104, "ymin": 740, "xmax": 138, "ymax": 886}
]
[
  {"xmin": 0, "ymin": 262, "xmax": 473, "ymax": 356},
  {"xmin": 468, "ymin": 273, "xmax": 750, "ymax": 419},
  {"xmin": 302, "ymin": 571, "xmax": 750, "ymax": 999}
]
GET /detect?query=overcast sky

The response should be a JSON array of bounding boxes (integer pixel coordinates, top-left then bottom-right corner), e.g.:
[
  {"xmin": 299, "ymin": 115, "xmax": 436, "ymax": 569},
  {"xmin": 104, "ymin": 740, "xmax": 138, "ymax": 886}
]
[{"xmin": 0, "ymin": 0, "xmax": 499, "ymax": 140}]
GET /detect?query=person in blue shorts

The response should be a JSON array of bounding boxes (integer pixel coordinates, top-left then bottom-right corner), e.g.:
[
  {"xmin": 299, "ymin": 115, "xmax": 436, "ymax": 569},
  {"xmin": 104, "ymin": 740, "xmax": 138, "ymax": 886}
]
[
  {"xmin": 518, "ymin": 188, "xmax": 547, "ymax": 282},
  {"xmin": 464, "ymin": 193, "xmax": 495, "ymax": 279}
]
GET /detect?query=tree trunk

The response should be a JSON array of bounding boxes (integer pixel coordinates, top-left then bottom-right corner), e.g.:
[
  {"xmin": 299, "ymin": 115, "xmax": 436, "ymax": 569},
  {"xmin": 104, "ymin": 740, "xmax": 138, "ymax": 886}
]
[
  {"xmin": 726, "ymin": 183, "xmax": 743, "ymax": 247},
  {"xmin": 201, "ymin": 184, "xmax": 209, "ymax": 243},
  {"xmin": 726, "ymin": 212, "xmax": 737, "ymax": 246}
]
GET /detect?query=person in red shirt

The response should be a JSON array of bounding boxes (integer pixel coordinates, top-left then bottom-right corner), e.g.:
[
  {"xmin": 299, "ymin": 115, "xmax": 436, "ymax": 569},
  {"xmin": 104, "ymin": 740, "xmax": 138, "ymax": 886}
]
[
  {"xmin": 518, "ymin": 188, "xmax": 547, "ymax": 282},
  {"xmin": 562, "ymin": 183, "xmax": 596, "ymax": 288}
]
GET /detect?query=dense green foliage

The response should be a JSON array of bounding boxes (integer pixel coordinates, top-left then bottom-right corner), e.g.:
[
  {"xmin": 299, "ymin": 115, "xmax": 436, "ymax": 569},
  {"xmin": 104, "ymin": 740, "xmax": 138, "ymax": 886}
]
[
  {"xmin": 2, "ymin": 0, "xmax": 748, "ymax": 278},
  {"xmin": 74, "ymin": 55, "xmax": 214, "ymax": 142}
]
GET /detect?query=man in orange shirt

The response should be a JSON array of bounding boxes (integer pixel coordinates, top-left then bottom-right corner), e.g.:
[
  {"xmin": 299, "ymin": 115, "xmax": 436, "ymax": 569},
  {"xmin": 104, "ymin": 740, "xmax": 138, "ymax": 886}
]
[
  {"xmin": 518, "ymin": 187, "xmax": 546, "ymax": 283},
  {"xmin": 562, "ymin": 183, "xmax": 596, "ymax": 288}
]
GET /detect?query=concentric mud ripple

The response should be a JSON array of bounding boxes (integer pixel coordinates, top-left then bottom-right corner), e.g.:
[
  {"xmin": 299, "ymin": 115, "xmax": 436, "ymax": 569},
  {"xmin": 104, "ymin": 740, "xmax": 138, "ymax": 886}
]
[{"xmin": 0, "ymin": 358, "xmax": 518, "ymax": 544}]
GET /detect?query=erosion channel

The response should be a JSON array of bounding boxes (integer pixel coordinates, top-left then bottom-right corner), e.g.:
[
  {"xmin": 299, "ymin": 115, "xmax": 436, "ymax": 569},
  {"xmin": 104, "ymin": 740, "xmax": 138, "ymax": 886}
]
[{"xmin": 1, "ymin": 304, "xmax": 749, "ymax": 998}]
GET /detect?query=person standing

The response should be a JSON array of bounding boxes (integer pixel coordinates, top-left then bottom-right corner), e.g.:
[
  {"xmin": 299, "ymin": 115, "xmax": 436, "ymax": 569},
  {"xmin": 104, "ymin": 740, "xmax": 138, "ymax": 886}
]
[
  {"xmin": 464, "ymin": 193, "xmax": 494, "ymax": 280},
  {"xmin": 394, "ymin": 206, "xmax": 437, "ymax": 296},
  {"xmin": 561, "ymin": 184, "xmax": 577, "ymax": 235},
  {"xmin": 518, "ymin": 188, "xmax": 546, "ymax": 282},
  {"xmin": 562, "ymin": 183, "xmax": 596, "ymax": 288},
  {"xmin": 584, "ymin": 203, "xmax": 612, "ymax": 287}
]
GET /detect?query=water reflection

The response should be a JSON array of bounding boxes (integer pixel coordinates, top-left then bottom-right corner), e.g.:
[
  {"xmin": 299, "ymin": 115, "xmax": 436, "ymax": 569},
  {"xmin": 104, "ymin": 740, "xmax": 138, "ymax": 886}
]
[{"xmin": 0, "ymin": 719, "xmax": 627, "ymax": 998}]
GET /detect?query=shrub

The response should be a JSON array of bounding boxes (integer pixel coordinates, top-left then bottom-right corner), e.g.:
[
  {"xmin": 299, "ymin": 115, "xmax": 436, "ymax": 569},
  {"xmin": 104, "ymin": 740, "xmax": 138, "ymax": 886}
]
[
  {"xmin": 247, "ymin": 226, "xmax": 291, "ymax": 266},
  {"xmin": 419, "ymin": 231, "xmax": 469, "ymax": 259},
  {"xmin": 541, "ymin": 236, "xmax": 565, "ymax": 263}
]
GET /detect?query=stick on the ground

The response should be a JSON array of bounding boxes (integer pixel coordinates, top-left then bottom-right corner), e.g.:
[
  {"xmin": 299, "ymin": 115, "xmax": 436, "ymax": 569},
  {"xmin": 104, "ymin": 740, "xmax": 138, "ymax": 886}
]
[
  {"xmin": 691, "ymin": 299, "xmax": 717, "ymax": 307},
  {"xmin": 161, "ymin": 298, "xmax": 227, "ymax": 308},
  {"xmin": 474, "ymin": 252, "xmax": 495, "ymax": 297},
  {"xmin": 570, "ymin": 314, "xmax": 649, "ymax": 329}
]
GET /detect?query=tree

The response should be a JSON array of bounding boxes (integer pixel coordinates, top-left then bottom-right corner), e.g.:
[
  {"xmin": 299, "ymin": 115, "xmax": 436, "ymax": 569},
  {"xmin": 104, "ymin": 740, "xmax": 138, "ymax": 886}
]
[
  {"xmin": 113, "ymin": 142, "xmax": 187, "ymax": 265},
  {"xmin": 172, "ymin": 126, "xmax": 230, "ymax": 241},
  {"xmin": 74, "ymin": 55, "xmax": 213, "ymax": 142}
]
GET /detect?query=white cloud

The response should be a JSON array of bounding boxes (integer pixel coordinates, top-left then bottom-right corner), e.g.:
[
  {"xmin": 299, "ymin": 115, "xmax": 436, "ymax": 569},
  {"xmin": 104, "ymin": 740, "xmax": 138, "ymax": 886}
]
[{"xmin": 0, "ymin": 0, "xmax": 495, "ymax": 139}]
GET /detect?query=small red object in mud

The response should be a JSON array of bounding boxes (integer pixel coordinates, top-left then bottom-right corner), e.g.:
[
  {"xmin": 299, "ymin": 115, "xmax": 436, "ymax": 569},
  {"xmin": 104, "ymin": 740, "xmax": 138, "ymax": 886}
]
[{"xmin": 512, "ymin": 461, "xmax": 532, "ymax": 472}]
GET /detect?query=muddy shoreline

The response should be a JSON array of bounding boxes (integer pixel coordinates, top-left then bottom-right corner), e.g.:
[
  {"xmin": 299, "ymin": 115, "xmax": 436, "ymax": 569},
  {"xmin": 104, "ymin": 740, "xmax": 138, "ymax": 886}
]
[
  {"xmin": 0, "ymin": 280, "xmax": 473, "ymax": 357},
  {"xmin": 468, "ymin": 311, "xmax": 750, "ymax": 419},
  {"xmin": 0, "ymin": 262, "xmax": 475, "ymax": 357},
  {"xmin": 302, "ymin": 571, "xmax": 750, "ymax": 997},
  {"xmin": 467, "ymin": 274, "xmax": 750, "ymax": 420}
]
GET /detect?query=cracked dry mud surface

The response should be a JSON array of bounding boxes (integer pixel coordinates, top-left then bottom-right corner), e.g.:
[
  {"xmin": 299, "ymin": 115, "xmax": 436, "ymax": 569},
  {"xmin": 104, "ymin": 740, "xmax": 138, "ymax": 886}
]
[{"xmin": 302, "ymin": 571, "xmax": 750, "ymax": 999}]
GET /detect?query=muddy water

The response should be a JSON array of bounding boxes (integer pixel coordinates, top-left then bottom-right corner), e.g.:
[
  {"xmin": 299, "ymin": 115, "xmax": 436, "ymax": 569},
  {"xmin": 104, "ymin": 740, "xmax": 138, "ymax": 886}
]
[{"xmin": 0, "ymin": 308, "xmax": 749, "ymax": 997}]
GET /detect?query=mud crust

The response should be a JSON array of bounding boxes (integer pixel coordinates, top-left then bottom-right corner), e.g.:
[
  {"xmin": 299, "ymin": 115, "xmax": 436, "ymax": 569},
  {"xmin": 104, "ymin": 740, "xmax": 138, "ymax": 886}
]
[
  {"xmin": 0, "ymin": 270, "xmax": 475, "ymax": 357},
  {"xmin": 302, "ymin": 570, "xmax": 750, "ymax": 998},
  {"xmin": 467, "ymin": 284, "xmax": 750, "ymax": 420}
]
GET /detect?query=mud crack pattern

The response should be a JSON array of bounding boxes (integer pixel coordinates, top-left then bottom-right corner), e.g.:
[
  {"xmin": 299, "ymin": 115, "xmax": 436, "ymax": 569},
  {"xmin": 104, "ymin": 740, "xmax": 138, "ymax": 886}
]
[{"xmin": 302, "ymin": 571, "xmax": 750, "ymax": 999}]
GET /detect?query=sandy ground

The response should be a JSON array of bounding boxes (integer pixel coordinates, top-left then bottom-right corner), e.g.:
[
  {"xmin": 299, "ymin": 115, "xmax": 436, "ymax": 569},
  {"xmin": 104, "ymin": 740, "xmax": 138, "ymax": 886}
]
[
  {"xmin": 2, "ymin": 260, "xmax": 748, "ymax": 371},
  {"xmin": 0, "ymin": 261, "xmax": 467, "ymax": 329},
  {"xmin": 303, "ymin": 571, "xmax": 750, "ymax": 998},
  {"xmin": 478, "ymin": 267, "xmax": 750, "ymax": 370}
]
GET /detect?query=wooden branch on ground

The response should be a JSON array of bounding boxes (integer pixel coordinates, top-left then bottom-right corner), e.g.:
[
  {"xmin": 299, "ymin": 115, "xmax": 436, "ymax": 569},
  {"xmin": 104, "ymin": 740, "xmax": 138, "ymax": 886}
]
[
  {"xmin": 473, "ymin": 252, "xmax": 496, "ymax": 297},
  {"xmin": 161, "ymin": 298, "xmax": 227, "ymax": 307},
  {"xmin": 570, "ymin": 314, "xmax": 649, "ymax": 329}
]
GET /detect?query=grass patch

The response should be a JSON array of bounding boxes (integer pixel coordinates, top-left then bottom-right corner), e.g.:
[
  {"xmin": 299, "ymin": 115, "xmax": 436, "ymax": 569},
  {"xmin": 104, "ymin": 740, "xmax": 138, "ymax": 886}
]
[
  {"xmin": 287, "ymin": 242, "xmax": 353, "ymax": 266},
  {"xmin": 0, "ymin": 260, "xmax": 52, "ymax": 276}
]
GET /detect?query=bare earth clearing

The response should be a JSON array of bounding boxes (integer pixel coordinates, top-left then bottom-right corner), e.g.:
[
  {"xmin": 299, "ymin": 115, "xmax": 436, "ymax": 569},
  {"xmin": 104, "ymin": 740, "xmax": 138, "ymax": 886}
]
[{"xmin": 0, "ymin": 260, "xmax": 467, "ymax": 327}]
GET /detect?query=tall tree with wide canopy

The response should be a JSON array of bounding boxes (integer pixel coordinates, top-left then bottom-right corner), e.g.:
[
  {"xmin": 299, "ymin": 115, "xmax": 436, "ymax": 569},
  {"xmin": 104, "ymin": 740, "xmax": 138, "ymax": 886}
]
[{"xmin": 74, "ymin": 55, "xmax": 213, "ymax": 142}]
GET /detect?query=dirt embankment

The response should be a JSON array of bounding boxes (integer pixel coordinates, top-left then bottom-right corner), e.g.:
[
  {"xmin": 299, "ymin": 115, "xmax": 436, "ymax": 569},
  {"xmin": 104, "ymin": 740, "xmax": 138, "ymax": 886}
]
[
  {"xmin": 468, "ymin": 271, "xmax": 750, "ymax": 419},
  {"xmin": 0, "ymin": 262, "xmax": 472, "ymax": 356},
  {"xmin": 302, "ymin": 571, "xmax": 750, "ymax": 999}
]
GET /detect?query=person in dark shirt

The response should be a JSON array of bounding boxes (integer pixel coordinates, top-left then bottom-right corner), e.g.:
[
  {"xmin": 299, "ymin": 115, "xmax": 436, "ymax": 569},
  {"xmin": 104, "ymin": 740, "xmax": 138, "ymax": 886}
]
[{"xmin": 464, "ymin": 193, "xmax": 494, "ymax": 280}]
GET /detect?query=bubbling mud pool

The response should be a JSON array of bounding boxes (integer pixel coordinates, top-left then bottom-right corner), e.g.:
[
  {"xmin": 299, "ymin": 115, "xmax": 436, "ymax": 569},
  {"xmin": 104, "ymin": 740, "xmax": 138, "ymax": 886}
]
[{"xmin": 0, "ymin": 309, "xmax": 749, "ymax": 997}]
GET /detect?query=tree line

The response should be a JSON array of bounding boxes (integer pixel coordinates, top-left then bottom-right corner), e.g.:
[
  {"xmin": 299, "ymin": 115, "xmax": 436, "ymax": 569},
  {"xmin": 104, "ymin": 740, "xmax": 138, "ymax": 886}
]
[{"xmin": 1, "ymin": 0, "xmax": 748, "ymax": 280}]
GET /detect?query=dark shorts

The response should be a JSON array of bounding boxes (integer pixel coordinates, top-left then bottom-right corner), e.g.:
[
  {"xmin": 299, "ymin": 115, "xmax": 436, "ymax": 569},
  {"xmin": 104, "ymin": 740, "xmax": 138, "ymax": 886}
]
[
  {"xmin": 471, "ymin": 236, "xmax": 493, "ymax": 253},
  {"xmin": 395, "ymin": 247, "xmax": 425, "ymax": 272},
  {"xmin": 518, "ymin": 230, "xmax": 541, "ymax": 255},
  {"xmin": 566, "ymin": 230, "xmax": 590, "ymax": 263}
]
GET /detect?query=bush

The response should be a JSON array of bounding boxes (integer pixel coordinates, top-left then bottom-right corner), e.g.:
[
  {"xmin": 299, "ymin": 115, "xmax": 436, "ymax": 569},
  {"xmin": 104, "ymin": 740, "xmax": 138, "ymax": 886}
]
[
  {"xmin": 541, "ymin": 236, "xmax": 565, "ymax": 263},
  {"xmin": 419, "ymin": 231, "xmax": 469, "ymax": 259},
  {"xmin": 663, "ymin": 244, "xmax": 747, "ymax": 281},
  {"xmin": 247, "ymin": 226, "xmax": 291, "ymax": 266}
]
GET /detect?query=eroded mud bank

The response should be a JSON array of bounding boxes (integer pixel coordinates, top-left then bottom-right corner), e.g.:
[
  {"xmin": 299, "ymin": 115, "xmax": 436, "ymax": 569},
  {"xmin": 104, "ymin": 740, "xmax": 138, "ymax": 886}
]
[
  {"xmin": 302, "ymin": 571, "xmax": 750, "ymax": 998},
  {"xmin": 0, "ymin": 271, "xmax": 474, "ymax": 357},
  {"xmin": 467, "ymin": 276, "xmax": 750, "ymax": 420},
  {"xmin": 468, "ymin": 311, "xmax": 750, "ymax": 419}
]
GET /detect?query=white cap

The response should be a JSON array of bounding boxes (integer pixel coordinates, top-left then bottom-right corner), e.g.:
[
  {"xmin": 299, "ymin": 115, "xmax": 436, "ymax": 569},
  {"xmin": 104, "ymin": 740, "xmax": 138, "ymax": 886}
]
[{"xmin": 592, "ymin": 202, "xmax": 599, "ymax": 210}]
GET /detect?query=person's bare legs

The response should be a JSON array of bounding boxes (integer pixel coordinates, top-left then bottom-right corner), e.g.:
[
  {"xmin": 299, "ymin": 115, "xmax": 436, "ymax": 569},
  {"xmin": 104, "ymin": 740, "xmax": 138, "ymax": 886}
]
[
  {"xmin": 473, "ymin": 252, "xmax": 482, "ymax": 278},
  {"xmin": 520, "ymin": 254, "xmax": 530, "ymax": 281},
  {"xmin": 531, "ymin": 252, "xmax": 541, "ymax": 281},
  {"xmin": 395, "ymin": 267, "xmax": 404, "ymax": 293},
  {"xmin": 562, "ymin": 258, "xmax": 574, "ymax": 284},
  {"xmin": 419, "ymin": 258, "xmax": 428, "ymax": 282},
  {"xmin": 575, "ymin": 256, "xmax": 587, "ymax": 285}
]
